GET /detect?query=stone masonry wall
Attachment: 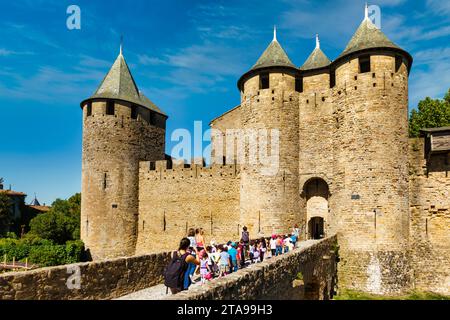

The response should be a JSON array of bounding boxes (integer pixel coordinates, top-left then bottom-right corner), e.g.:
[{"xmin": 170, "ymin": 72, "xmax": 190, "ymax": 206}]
[
  {"xmin": 409, "ymin": 138, "xmax": 450, "ymax": 295},
  {"xmin": 167, "ymin": 235, "xmax": 338, "ymax": 300},
  {"xmin": 135, "ymin": 159, "xmax": 241, "ymax": 254},
  {"xmin": 0, "ymin": 252, "xmax": 171, "ymax": 300}
]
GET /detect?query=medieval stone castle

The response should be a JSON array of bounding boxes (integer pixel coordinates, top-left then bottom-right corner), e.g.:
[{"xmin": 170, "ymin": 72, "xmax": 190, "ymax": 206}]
[{"xmin": 80, "ymin": 8, "xmax": 450, "ymax": 296}]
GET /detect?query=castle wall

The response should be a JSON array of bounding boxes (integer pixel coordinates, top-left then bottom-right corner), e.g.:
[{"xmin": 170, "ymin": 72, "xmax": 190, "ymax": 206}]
[
  {"xmin": 409, "ymin": 138, "xmax": 450, "ymax": 295},
  {"xmin": 331, "ymin": 54, "xmax": 411, "ymax": 294},
  {"xmin": 135, "ymin": 160, "xmax": 241, "ymax": 254},
  {"xmin": 0, "ymin": 252, "xmax": 172, "ymax": 300},
  {"xmin": 239, "ymin": 72, "xmax": 301, "ymax": 237},
  {"xmin": 81, "ymin": 101, "xmax": 165, "ymax": 260}
]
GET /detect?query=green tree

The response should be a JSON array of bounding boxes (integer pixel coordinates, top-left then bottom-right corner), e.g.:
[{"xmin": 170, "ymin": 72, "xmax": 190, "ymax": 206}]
[
  {"xmin": 28, "ymin": 193, "xmax": 81, "ymax": 244},
  {"xmin": 409, "ymin": 89, "xmax": 450, "ymax": 137},
  {"xmin": 0, "ymin": 192, "xmax": 12, "ymax": 237}
]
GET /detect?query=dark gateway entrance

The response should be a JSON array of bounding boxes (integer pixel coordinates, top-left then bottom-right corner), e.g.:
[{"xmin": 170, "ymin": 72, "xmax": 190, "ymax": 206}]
[{"xmin": 308, "ymin": 217, "xmax": 324, "ymax": 239}]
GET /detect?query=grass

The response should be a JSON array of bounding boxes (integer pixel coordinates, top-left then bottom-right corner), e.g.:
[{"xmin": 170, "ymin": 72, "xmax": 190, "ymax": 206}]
[{"xmin": 334, "ymin": 289, "xmax": 450, "ymax": 300}]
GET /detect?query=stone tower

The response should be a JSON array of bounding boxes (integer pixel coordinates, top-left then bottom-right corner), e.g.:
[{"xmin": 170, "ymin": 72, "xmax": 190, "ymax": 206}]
[
  {"xmin": 237, "ymin": 28, "xmax": 301, "ymax": 237},
  {"xmin": 330, "ymin": 8, "xmax": 413, "ymax": 294},
  {"xmin": 80, "ymin": 47, "xmax": 167, "ymax": 260},
  {"xmin": 297, "ymin": 34, "xmax": 334, "ymax": 241}
]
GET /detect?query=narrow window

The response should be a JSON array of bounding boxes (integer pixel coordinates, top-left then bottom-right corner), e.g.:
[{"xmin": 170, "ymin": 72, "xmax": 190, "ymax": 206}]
[
  {"xmin": 163, "ymin": 212, "xmax": 166, "ymax": 231},
  {"xmin": 103, "ymin": 172, "xmax": 107, "ymax": 190},
  {"xmin": 330, "ymin": 70, "xmax": 336, "ymax": 88},
  {"xmin": 86, "ymin": 102, "xmax": 92, "ymax": 116},
  {"xmin": 395, "ymin": 55, "xmax": 402, "ymax": 73},
  {"xmin": 130, "ymin": 105, "xmax": 138, "ymax": 119},
  {"xmin": 259, "ymin": 73, "xmax": 270, "ymax": 89},
  {"xmin": 106, "ymin": 100, "xmax": 115, "ymax": 115},
  {"xmin": 295, "ymin": 76, "xmax": 303, "ymax": 93},
  {"xmin": 359, "ymin": 55, "xmax": 371, "ymax": 73},
  {"xmin": 149, "ymin": 112, "xmax": 156, "ymax": 125}
]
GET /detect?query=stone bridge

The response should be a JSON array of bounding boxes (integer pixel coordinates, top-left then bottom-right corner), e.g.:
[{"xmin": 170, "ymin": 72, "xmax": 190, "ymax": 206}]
[{"xmin": 0, "ymin": 236, "xmax": 338, "ymax": 300}]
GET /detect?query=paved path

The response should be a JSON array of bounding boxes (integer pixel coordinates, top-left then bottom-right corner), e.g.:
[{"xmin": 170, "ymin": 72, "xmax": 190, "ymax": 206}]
[{"xmin": 116, "ymin": 240, "xmax": 317, "ymax": 300}]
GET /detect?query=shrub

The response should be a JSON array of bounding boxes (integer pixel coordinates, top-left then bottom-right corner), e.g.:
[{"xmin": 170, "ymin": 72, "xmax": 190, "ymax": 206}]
[
  {"xmin": 65, "ymin": 240, "xmax": 85, "ymax": 264},
  {"xmin": 28, "ymin": 193, "xmax": 80, "ymax": 244},
  {"xmin": 0, "ymin": 238, "xmax": 30, "ymax": 261},
  {"xmin": 28, "ymin": 245, "xmax": 67, "ymax": 267},
  {"xmin": 0, "ymin": 237, "xmax": 86, "ymax": 267}
]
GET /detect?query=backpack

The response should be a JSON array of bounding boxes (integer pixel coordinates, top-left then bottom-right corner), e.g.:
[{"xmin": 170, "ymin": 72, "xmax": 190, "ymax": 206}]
[{"xmin": 164, "ymin": 251, "xmax": 189, "ymax": 290}]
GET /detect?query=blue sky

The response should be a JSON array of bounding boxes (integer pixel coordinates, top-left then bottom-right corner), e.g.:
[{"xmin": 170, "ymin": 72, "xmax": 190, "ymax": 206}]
[{"xmin": 0, "ymin": 0, "xmax": 449, "ymax": 205}]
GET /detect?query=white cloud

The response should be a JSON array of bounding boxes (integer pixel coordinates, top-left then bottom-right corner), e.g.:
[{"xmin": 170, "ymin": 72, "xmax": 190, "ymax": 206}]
[
  {"xmin": 138, "ymin": 54, "xmax": 167, "ymax": 66},
  {"xmin": 409, "ymin": 46, "xmax": 450, "ymax": 108},
  {"xmin": 0, "ymin": 63, "xmax": 104, "ymax": 104},
  {"xmin": 426, "ymin": 0, "xmax": 450, "ymax": 15},
  {"xmin": 0, "ymin": 48, "xmax": 34, "ymax": 56}
]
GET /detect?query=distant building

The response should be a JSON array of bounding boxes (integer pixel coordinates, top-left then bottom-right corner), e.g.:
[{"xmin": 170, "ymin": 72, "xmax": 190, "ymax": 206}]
[{"xmin": 0, "ymin": 181, "xmax": 50, "ymax": 234}]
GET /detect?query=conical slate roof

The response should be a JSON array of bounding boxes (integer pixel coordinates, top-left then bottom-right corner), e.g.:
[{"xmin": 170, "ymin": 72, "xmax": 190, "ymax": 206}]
[
  {"xmin": 338, "ymin": 17, "xmax": 401, "ymax": 59},
  {"xmin": 30, "ymin": 195, "xmax": 40, "ymax": 206},
  {"xmin": 251, "ymin": 29, "xmax": 295, "ymax": 71},
  {"xmin": 85, "ymin": 51, "xmax": 166, "ymax": 116},
  {"xmin": 300, "ymin": 36, "xmax": 331, "ymax": 70}
]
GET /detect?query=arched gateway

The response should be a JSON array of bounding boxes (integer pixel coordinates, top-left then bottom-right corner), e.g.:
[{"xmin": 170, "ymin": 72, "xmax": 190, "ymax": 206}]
[{"xmin": 303, "ymin": 178, "xmax": 330, "ymax": 240}]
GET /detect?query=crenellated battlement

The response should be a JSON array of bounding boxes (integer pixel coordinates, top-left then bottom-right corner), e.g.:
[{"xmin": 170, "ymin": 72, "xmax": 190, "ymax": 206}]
[{"xmin": 139, "ymin": 158, "xmax": 241, "ymax": 181}]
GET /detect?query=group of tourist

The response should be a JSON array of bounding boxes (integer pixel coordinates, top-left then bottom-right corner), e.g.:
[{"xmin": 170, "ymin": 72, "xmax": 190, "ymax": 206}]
[{"xmin": 164, "ymin": 225, "xmax": 302, "ymax": 294}]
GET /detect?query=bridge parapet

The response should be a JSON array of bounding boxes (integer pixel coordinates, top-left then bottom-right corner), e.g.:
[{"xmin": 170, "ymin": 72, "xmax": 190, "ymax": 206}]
[{"xmin": 167, "ymin": 235, "xmax": 338, "ymax": 300}]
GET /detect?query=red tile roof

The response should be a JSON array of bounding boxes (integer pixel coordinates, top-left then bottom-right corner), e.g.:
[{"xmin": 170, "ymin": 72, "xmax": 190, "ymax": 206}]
[
  {"xmin": 0, "ymin": 189, "xmax": 26, "ymax": 196},
  {"xmin": 28, "ymin": 205, "xmax": 51, "ymax": 212}
]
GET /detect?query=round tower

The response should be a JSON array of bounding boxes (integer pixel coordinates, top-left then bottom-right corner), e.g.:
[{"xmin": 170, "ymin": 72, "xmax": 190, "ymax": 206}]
[
  {"xmin": 331, "ymin": 6, "xmax": 413, "ymax": 294},
  {"xmin": 80, "ymin": 47, "xmax": 167, "ymax": 260},
  {"xmin": 237, "ymin": 27, "xmax": 301, "ymax": 237}
]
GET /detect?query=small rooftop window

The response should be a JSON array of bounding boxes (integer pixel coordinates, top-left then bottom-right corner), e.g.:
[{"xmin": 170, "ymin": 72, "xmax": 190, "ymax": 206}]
[
  {"xmin": 359, "ymin": 55, "xmax": 371, "ymax": 73},
  {"xmin": 106, "ymin": 100, "xmax": 115, "ymax": 115},
  {"xmin": 295, "ymin": 76, "xmax": 303, "ymax": 93},
  {"xmin": 259, "ymin": 73, "xmax": 270, "ymax": 89}
]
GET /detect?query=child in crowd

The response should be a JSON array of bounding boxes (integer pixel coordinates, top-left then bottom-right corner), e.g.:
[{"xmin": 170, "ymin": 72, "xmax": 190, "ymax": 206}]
[
  {"xmin": 270, "ymin": 235, "xmax": 277, "ymax": 257},
  {"xmin": 249, "ymin": 241, "xmax": 260, "ymax": 263},
  {"xmin": 248, "ymin": 241, "xmax": 255, "ymax": 262},
  {"xmin": 187, "ymin": 228, "xmax": 196, "ymax": 249},
  {"xmin": 236, "ymin": 242, "xmax": 243, "ymax": 267},
  {"xmin": 290, "ymin": 233, "xmax": 298, "ymax": 249},
  {"xmin": 227, "ymin": 242, "xmax": 238, "ymax": 272},
  {"xmin": 276, "ymin": 235, "xmax": 283, "ymax": 256},
  {"xmin": 199, "ymin": 252, "xmax": 211, "ymax": 284},
  {"xmin": 259, "ymin": 238, "xmax": 267, "ymax": 262},
  {"xmin": 218, "ymin": 245, "xmax": 230, "ymax": 277},
  {"xmin": 206, "ymin": 246, "xmax": 217, "ymax": 277},
  {"xmin": 283, "ymin": 235, "xmax": 291, "ymax": 253}
]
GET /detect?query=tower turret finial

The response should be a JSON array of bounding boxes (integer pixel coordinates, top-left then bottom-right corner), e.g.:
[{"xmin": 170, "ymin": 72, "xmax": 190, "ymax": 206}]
[
  {"xmin": 316, "ymin": 34, "xmax": 320, "ymax": 49},
  {"xmin": 364, "ymin": 2, "xmax": 369, "ymax": 20},
  {"xmin": 120, "ymin": 35, "xmax": 123, "ymax": 55},
  {"xmin": 273, "ymin": 25, "xmax": 277, "ymax": 42}
]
